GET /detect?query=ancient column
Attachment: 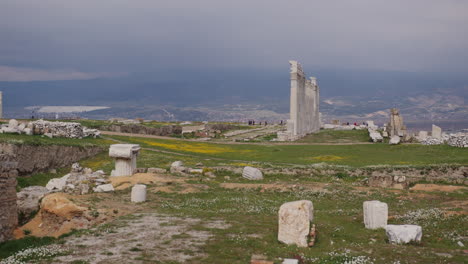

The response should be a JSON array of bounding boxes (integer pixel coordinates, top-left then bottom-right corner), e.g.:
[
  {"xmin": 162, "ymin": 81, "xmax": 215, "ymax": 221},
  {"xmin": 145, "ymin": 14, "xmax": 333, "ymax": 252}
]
[
  {"xmin": 0, "ymin": 91, "xmax": 3, "ymax": 119},
  {"xmin": 109, "ymin": 144, "xmax": 141, "ymax": 177}
]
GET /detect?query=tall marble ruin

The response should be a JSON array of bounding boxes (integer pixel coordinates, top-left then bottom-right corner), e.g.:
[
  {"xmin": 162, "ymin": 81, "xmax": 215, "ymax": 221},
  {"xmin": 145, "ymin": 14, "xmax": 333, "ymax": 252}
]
[
  {"xmin": 388, "ymin": 108, "xmax": 407, "ymax": 137},
  {"xmin": 278, "ymin": 61, "xmax": 320, "ymax": 141}
]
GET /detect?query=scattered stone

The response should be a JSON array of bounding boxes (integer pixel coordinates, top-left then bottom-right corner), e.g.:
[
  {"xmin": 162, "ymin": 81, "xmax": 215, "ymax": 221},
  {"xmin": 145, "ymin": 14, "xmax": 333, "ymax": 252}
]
[
  {"xmin": 16, "ymin": 186, "xmax": 50, "ymax": 223},
  {"xmin": 385, "ymin": 225, "xmax": 422, "ymax": 244},
  {"xmin": 8, "ymin": 119, "xmax": 19, "ymax": 129},
  {"xmin": 189, "ymin": 168, "xmax": 203, "ymax": 174},
  {"xmin": 109, "ymin": 144, "xmax": 141, "ymax": 177},
  {"xmin": 131, "ymin": 184, "xmax": 147, "ymax": 203},
  {"xmin": 250, "ymin": 254, "xmax": 273, "ymax": 264},
  {"xmin": 242, "ymin": 166, "xmax": 263, "ymax": 180},
  {"xmin": 458, "ymin": 241, "xmax": 465, "ymax": 247},
  {"xmin": 363, "ymin": 201, "xmax": 388, "ymax": 229},
  {"xmin": 93, "ymin": 184, "xmax": 114, "ymax": 193},
  {"xmin": 278, "ymin": 200, "xmax": 313, "ymax": 247},
  {"xmin": 368, "ymin": 129, "xmax": 383, "ymax": 142},
  {"xmin": 171, "ymin": 161, "xmax": 184, "ymax": 167},
  {"xmin": 389, "ymin": 135, "xmax": 400, "ymax": 145},
  {"xmin": 30, "ymin": 119, "xmax": 100, "ymax": 138},
  {"xmin": 147, "ymin": 167, "xmax": 167, "ymax": 174},
  {"xmin": 447, "ymin": 132, "xmax": 468, "ymax": 148},
  {"xmin": 46, "ymin": 174, "xmax": 71, "ymax": 191},
  {"xmin": 418, "ymin": 131, "xmax": 428, "ymax": 141},
  {"xmin": 44, "ymin": 133, "xmax": 53, "ymax": 138},
  {"xmin": 205, "ymin": 171, "xmax": 216, "ymax": 178}
]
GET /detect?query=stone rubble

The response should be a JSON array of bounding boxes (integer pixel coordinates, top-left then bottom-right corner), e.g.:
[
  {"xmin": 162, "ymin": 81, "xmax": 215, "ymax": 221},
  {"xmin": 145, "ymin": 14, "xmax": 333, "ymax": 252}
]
[
  {"xmin": 0, "ymin": 119, "xmax": 100, "ymax": 138},
  {"xmin": 447, "ymin": 133, "xmax": 468, "ymax": 148},
  {"xmin": 368, "ymin": 128, "xmax": 383, "ymax": 142},
  {"xmin": 45, "ymin": 163, "xmax": 110, "ymax": 194},
  {"xmin": 385, "ymin": 224, "xmax": 422, "ymax": 244},
  {"xmin": 278, "ymin": 200, "xmax": 314, "ymax": 247}
]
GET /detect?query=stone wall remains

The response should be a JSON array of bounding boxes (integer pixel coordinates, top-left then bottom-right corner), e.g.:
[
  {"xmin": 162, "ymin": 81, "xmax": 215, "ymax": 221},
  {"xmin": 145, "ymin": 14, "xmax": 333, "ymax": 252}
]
[
  {"xmin": 0, "ymin": 157, "xmax": 18, "ymax": 242},
  {"xmin": 102, "ymin": 124, "xmax": 182, "ymax": 136}
]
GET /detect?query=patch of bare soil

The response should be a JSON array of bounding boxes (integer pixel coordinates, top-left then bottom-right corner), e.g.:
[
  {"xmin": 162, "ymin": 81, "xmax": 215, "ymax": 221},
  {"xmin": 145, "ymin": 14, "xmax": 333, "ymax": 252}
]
[
  {"xmin": 410, "ymin": 184, "xmax": 467, "ymax": 192},
  {"xmin": 110, "ymin": 173, "xmax": 185, "ymax": 190},
  {"xmin": 52, "ymin": 214, "xmax": 228, "ymax": 264}
]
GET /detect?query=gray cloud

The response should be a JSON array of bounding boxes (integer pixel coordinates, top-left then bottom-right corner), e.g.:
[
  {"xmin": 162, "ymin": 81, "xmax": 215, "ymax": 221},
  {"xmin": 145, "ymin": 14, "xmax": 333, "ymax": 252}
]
[{"xmin": 1, "ymin": 0, "xmax": 467, "ymax": 75}]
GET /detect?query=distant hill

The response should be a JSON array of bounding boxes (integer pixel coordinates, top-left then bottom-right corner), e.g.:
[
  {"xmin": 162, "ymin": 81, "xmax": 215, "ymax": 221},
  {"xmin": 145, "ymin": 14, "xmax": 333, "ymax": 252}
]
[{"xmin": 1, "ymin": 68, "xmax": 467, "ymax": 121}]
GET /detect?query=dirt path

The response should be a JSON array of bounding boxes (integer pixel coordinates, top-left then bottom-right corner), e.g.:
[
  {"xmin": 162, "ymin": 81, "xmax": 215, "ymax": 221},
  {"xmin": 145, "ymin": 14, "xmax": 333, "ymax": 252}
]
[{"xmin": 52, "ymin": 213, "xmax": 229, "ymax": 264}]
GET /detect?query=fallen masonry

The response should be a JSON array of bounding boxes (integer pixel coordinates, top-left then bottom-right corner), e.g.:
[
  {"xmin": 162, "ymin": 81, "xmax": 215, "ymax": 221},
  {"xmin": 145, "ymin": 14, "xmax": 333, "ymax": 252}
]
[
  {"xmin": 278, "ymin": 200, "xmax": 314, "ymax": 247},
  {"xmin": 385, "ymin": 224, "xmax": 422, "ymax": 244},
  {"xmin": 242, "ymin": 166, "xmax": 263, "ymax": 180},
  {"xmin": 131, "ymin": 184, "xmax": 147, "ymax": 203}
]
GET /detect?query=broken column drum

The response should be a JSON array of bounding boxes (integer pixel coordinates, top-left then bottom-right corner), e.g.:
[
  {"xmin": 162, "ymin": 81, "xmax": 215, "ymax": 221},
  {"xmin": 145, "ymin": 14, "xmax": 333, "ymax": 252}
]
[
  {"xmin": 278, "ymin": 200, "xmax": 314, "ymax": 247},
  {"xmin": 109, "ymin": 144, "xmax": 141, "ymax": 177},
  {"xmin": 131, "ymin": 184, "xmax": 147, "ymax": 203}
]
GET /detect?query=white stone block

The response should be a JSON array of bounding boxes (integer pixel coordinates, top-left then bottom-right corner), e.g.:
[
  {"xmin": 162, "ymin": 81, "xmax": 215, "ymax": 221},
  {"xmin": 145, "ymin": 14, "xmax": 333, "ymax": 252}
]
[
  {"xmin": 418, "ymin": 131, "xmax": 428, "ymax": 141},
  {"xmin": 8, "ymin": 119, "xmax": 18, "ymax": 129},
  {"xmin": 242, "ymin": 166, "xmax": 263, "ymax": 180},
  {"xmin": 171, "ymin": 161, "xmax": 184, "ymax": 168},
  {"xmin": 278, "ymin": 200, "xmax": 313, "ymax": 247},
  {"xmin": 46, "ymin": 174, "xmax": 71, "ymax": 191},
  {"xmin": 385, "ymin": 224, "xmax": 422, "ymax": 244},
  {"xmin": 131, "ymin": 184, "xmax": 147, "ymax": 203},
  {"xmin": 93, "ymin": 184, "xmax": 114, "ymax": 193},
  {"xmin": 389, "ymin": 136, "xmax": 401, "ymax": 145},
  {"xmin": 363, "ymin": 200, "xmax": 388, "ymax": 229}
]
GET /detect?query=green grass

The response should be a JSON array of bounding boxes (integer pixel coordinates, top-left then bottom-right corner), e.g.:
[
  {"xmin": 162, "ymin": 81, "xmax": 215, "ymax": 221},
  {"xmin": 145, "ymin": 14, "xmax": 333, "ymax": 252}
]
[
  {"xmin": 106, "ymin": 135, "xmax": 468, "ymax": 167},
  {"xmin": 0, "ymin": 236, "xmax": 57, "ymax": 259},
  {"xmin": 297, "ymin": 129, "xmax": 371, "ymax": 143}
]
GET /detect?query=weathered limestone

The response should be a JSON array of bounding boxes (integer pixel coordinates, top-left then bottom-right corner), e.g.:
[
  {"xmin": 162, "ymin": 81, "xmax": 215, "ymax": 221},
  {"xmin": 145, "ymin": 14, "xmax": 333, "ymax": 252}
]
[
  {"xmin": 385, "ymin": 225, "xmax": 422, "ymax": 244},
  {"xmin": 432, "ymin": 124, "xmax": 442, "ymax": 139},
  {"xmin": 109, "ymin": 144, "xmax": 141, "ymax": 177},
  {"xmin": 278, "ymin": 200, "xmax": 313, "ymax": 247},
  {"xmin": 131, "ymin": 184, "xmax": 147, "ymax": 203},
  {"xmin": 363, "ymin": 201, "xmax": 388, "ymax": 229},
  {"xmin": 277, "ymin": 61, "xmax": 320, "ymax": 141},
  {"xmin": 388, "ymin": 108, "xmax": 406, "ymax": 137},
  {"xmin": 389, "ymin": 135, "xmax": 401, "ymax": 145},
  {"xmin": 242, "ymin": 166, "xmax": 263, "ymax": 180},
  {"xmin": 369, "ymin": 129, "xmax": 383, "ymax": 142},
  {"xmin": 17, "ymin": 186, "xmax": 50, "ymax": 223}
]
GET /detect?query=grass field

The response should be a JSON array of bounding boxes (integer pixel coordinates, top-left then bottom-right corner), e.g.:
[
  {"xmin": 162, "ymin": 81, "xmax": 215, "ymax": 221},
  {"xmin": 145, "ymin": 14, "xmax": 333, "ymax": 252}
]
[
  {"xmin": 298, "ymin": 129, "xmax": 371, "ymax": 143},
  {"xmin": 107, "ymin": 135, "xmax": 468, "ymax": 167}
]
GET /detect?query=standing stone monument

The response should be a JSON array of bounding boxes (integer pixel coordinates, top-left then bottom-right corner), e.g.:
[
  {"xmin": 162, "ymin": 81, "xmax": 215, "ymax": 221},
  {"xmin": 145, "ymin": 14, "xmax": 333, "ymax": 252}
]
[
  {"xmin": 388, "ymin": 108, "xmax": 407, "ymax": 137},
  {"xmin": 363, "ymin": 200, "xmax": 388, "ymax": 229},
  {"xmin": 277, "ymin": 61, "xmax": 320, "ymax": 141},
  {"xmin": 432, "ymin": 124, "xmax": 442, "ymax": 139},
  {"xmin": 109, "ymin": 144, "xmax": 141, "ymax": 177},
  {"xmin": 278, "ymin": 200, "xmax": 314, "ymax": 247}
]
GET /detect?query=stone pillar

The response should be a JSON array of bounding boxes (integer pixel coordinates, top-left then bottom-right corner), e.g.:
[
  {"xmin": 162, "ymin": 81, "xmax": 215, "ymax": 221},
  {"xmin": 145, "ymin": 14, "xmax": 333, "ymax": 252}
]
[
  {"xmin": 109, "ymin": 144, "xmax": 141, "ymax": 177},
  {"xmin": 0, "ymin": 165, "xmax": 18, "ymax": 242},
  {"xmin": 363, "ymin": 200, "xmax": 388, "ymax": 229}
]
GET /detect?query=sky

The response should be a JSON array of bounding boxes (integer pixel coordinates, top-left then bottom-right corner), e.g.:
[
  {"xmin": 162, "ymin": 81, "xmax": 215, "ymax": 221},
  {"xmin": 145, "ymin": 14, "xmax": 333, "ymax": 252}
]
[{"xmin": 1, "ymin": 0, "xmax": 468, "ymax": 82}]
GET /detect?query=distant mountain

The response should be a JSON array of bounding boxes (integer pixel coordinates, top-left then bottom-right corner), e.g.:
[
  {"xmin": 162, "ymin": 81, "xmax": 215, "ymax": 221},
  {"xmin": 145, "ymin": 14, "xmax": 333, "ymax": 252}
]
[{"xmin": 1, "ymin": 68, "xmax": 467, "ymax": 122}]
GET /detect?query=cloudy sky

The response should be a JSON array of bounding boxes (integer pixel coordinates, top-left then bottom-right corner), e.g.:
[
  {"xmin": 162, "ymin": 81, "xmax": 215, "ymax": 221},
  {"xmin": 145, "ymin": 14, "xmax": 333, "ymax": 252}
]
[{"xmin": 1, "ymin": 0, "xmax": 468, "ymax": 81}]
